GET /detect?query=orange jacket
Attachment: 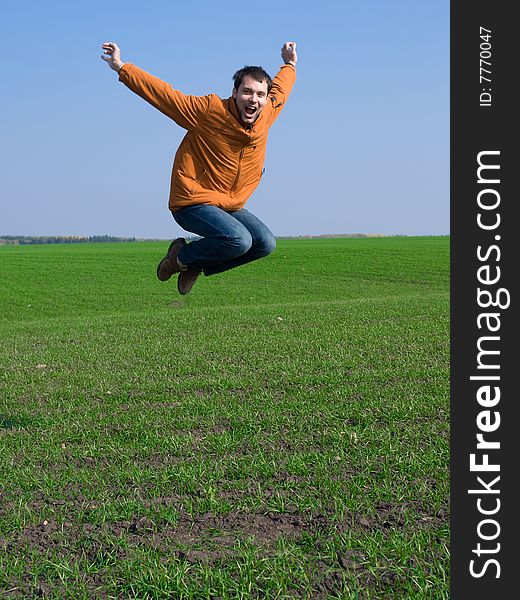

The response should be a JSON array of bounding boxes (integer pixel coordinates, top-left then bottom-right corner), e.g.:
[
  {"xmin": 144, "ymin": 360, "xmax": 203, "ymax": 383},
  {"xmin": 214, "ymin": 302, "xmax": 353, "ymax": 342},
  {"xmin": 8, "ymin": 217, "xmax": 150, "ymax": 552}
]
[{"xmin": 118, "ymin": 63, "xmax": 296, "ymax": 212}]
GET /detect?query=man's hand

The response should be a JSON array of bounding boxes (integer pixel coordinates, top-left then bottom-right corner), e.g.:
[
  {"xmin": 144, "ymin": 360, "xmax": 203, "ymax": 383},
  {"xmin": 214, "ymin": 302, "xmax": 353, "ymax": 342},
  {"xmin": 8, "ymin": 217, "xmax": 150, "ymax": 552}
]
[
  {"xmin": 101, "ymin": 42, "xmax": 124, "ymax": 72},
  {"xmin": 281, "ymin": 42, "xmax": 297, "ymax": 67}
]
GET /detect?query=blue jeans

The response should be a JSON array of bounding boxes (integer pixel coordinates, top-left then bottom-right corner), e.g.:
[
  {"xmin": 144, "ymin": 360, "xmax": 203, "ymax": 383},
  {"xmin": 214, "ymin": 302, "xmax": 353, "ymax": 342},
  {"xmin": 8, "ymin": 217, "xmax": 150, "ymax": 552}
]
[{"xmin": 172, "ymin": 204, "xmax": 276, "ymax": 276}]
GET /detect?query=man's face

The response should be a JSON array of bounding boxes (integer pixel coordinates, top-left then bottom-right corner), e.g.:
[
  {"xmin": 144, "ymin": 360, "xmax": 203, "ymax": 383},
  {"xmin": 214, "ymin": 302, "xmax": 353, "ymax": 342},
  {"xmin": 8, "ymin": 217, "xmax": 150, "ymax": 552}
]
[{"xmin": 232, "ymin": 75, "xmax": 269, "ymax": 126}]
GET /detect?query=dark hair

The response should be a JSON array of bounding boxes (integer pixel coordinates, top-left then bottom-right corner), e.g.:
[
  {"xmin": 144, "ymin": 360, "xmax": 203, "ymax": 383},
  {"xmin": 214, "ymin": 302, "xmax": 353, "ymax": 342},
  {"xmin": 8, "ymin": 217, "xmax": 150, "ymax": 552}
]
[{"xmin": 232, "ymin": 66, "xmax": 272, "ymax": 94}]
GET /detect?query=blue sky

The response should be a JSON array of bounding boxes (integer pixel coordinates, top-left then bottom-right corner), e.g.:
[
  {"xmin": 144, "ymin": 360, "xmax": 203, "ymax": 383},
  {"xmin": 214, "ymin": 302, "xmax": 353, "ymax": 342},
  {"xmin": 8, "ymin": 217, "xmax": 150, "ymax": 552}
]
[{"xmin": 0, "ymin": 0, "xmax": 449, "ymax": 238}]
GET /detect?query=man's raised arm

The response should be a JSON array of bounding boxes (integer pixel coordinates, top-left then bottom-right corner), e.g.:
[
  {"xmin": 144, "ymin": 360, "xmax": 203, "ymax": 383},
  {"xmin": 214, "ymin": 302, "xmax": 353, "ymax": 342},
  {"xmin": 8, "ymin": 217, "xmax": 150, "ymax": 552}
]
[
  {"xmin": 266, "ymin": 42, "xmax": 297, "ymax": 124},
  {"xmin": 100, "ymin": 42, "xmax": 209, "ymax": 130}
]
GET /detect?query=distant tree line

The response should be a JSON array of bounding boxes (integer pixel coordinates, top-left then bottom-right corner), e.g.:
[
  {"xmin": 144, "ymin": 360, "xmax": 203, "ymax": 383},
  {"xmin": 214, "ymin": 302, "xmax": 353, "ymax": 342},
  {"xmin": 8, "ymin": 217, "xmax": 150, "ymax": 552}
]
[{"xmin": 0, "ymin": 235, "xmax": 137, "ymax": 245}]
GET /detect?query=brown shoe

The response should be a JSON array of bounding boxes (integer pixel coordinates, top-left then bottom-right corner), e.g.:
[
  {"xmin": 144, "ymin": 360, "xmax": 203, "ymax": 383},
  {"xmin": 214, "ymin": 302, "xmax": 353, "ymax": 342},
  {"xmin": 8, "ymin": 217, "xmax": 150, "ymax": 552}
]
[
  {"xmin": 156, "ymin": 238, "xmax": 186, "ymax": 281},
  {"xmin": 177, "ymin": 267, "xmax": 202, "ymax": 295}
]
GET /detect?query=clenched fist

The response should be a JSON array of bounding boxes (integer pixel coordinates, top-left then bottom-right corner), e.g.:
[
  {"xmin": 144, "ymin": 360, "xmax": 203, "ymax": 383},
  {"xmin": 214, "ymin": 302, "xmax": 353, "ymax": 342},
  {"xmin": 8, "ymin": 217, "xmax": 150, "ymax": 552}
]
[
  {"xmin": 101, "ymin": 42, "xmax": 124, "ymax": 72},
  {"xmin": 281, "ymin": 42, "xmax": 297, "ymax": 67}
]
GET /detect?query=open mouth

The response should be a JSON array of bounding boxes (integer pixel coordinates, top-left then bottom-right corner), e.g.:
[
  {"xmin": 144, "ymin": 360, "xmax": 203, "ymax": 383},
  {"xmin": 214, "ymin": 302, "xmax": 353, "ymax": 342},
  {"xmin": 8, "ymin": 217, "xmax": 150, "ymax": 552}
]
[{"xmin": 244, "ymin": 106, "xmax": 257, "ymax": 118}]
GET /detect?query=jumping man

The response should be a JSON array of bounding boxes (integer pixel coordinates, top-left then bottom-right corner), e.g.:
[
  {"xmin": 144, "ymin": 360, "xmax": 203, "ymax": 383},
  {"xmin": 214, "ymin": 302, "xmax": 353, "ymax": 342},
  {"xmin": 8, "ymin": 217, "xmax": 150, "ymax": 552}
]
[{"xmin": 101, "ymin": 41, "xmax": 297, "ymax": 295}]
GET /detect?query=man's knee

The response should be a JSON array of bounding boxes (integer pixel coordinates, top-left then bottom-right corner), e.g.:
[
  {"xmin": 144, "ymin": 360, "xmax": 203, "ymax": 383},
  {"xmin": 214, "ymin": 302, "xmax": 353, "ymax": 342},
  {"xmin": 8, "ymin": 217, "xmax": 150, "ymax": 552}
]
[
  {"xmin": 254, "ymin": 232, "xmax": 276, "ymax": 257},
  {"xmin": 224, "ymin": 230, "xmax": 253, "ymax": 256}
]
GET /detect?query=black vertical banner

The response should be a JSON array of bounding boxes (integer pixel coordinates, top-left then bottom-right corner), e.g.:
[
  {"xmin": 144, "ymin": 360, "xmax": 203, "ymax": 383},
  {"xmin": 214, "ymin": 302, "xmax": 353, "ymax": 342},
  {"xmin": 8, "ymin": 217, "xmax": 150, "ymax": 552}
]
[{"xmin": 451, "ymin": 2, "xmax": 517, "ymax": 598}]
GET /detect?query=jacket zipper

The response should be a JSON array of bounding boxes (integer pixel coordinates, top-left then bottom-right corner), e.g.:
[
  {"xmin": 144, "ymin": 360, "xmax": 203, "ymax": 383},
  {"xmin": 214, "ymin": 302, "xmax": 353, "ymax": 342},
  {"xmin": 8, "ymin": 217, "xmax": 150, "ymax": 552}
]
[{"xmin": 230, "ymin": 148, "xmax": 245, "ymax": 192}]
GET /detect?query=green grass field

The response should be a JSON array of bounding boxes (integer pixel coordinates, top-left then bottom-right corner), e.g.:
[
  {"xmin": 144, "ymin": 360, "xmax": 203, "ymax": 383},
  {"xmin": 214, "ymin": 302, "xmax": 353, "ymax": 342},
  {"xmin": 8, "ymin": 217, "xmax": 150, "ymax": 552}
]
[{"xmin": 0, "ymin": 237, "xmax": 449, "ymax": 599}]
